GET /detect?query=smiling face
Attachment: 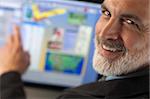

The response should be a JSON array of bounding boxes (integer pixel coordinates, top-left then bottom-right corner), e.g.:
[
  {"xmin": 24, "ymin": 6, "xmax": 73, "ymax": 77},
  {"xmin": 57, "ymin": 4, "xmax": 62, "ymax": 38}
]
[{"xmin": 93, "ymin": 0, "xmax": 150, "ymax": 76}]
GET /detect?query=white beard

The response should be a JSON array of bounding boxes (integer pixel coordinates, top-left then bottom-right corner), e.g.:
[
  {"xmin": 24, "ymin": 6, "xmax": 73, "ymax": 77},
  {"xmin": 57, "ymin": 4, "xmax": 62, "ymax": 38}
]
[{"xmin": 93, "ymin": 40, "xmax": 149, "ymax": 76}]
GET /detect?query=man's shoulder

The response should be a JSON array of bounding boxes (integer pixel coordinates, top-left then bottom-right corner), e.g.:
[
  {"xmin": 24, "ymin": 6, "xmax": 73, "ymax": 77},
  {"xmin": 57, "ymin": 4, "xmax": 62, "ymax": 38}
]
[{"xmin": 57, "ymin": 74, "xmax": 149, "ymax": 99}]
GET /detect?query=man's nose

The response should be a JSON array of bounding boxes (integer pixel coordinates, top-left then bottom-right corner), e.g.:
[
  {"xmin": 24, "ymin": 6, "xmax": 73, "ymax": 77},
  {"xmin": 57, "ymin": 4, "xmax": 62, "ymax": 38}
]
[{"xmin": 99, "ymin": 18, "xmax": 121, "ymax": 40}]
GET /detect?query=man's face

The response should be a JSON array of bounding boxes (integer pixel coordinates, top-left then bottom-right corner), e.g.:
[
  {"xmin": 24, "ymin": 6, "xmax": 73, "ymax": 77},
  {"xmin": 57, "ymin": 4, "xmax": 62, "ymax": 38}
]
[{"xmin": 93, "ymin": 0, "xmax": 149, "ymax": 76}]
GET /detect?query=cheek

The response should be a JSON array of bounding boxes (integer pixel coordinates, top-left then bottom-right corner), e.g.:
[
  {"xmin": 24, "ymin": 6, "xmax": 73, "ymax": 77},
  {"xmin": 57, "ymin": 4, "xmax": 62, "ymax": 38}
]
[
  {"xmin": 95, "ymin": 20, "xmax": 101, "ymax": 35},
  {"xmin": 95, "ymin": 17, "xmax": 105, "ymax": 35},
  {"xmin": 122, "ymin": 32, "xmax": 143, "ymax": 50}
]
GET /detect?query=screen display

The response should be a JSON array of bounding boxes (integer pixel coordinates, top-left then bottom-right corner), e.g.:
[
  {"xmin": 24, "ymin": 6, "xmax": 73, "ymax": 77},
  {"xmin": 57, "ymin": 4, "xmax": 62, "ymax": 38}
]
[
  {"xmin": 0, "ymin": 8, "xmax": 13, "ymax": 45},
  {"xmin": 0, "ymin": 0, "xmax": 101, "ymax": 86},
  {"xmin": 0, "ymin": 3, "xmax": 22, "ymax": 46},
  {"xmin": 22, "ymin": 0, "xmax": 100, "ymax": 75}
]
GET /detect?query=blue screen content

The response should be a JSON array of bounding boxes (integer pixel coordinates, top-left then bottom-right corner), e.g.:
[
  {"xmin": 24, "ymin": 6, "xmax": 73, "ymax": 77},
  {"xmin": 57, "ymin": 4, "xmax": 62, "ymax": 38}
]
[{"xmin": 1, "ymin": 0, "xmax": 101, "ymax": 76}]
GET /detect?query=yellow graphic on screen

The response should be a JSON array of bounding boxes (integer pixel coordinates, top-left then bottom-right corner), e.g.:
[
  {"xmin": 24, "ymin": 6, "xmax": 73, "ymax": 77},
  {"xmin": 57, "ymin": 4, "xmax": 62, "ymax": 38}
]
[{"xmin": 32, "ymin": 4, "xmax": 66, "ymax": 21}]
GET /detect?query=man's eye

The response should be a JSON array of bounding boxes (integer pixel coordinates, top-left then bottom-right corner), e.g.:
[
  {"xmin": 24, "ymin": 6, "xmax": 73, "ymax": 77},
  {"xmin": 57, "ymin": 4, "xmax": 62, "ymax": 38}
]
[
  {"xmin": 102, "ymin": 10, "xmax": 111, "ymax": 17},
  {"xmin": 125, "ymin": 19, "xmax": 135, "ymax": 25},
  {"xmin": 123, "ymin": 19, "xmax": 140, "ymax": 30}
]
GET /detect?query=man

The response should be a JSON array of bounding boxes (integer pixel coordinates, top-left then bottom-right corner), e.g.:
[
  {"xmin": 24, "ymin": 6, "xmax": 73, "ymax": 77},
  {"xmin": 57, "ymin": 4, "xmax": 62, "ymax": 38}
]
[{"xmin": 0, "ymin": 0, "xmax": 149, "ymax": 99}]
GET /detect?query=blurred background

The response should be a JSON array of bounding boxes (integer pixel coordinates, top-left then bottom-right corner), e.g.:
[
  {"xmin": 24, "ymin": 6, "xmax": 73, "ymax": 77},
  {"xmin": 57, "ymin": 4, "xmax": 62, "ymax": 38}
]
[{"xmin": 0, "ymin": 0, "xmax": 101, "ymax": 98}]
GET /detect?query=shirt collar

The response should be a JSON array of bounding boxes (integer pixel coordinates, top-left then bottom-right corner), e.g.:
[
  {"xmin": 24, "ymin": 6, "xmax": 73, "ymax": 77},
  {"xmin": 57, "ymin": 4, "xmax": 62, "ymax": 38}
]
[{"xmin": 104, "ymin": 67, "xmax": 149, "ymax": 81}]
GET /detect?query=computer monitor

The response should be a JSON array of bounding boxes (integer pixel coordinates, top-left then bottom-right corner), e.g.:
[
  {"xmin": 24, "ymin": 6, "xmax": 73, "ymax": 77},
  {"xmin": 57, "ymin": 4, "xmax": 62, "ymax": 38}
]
[
  {"xmin": 0, "ymin": 0, "xmax": 101, "ymax": 87},
  {"xmin": 0, "ymin": 0, "xmax": 23, "ymax": 46}
]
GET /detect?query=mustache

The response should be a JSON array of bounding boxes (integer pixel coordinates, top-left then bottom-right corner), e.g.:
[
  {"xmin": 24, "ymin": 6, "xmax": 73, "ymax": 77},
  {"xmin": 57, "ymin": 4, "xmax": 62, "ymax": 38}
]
[{"xmin": 96, "ymin": 36, "xmax": 127, "ymax": 52}]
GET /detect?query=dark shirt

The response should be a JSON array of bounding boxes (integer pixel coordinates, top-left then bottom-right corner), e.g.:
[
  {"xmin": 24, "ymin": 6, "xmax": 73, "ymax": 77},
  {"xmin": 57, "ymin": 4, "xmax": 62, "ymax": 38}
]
[
  {"xmin": 0, "ymin": 67, "xmax": 149, "ymax": 99},
  {"xmin": 57, "ymin": 68, "xmax": 149, "ymax": 99},
  {"xmin": 0, "ymin": 72, "xmax": 26, "ymax": 99}
]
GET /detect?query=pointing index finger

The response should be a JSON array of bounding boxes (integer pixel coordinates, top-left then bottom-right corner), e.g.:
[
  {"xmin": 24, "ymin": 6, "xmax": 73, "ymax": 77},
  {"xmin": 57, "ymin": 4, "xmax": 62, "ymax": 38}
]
[{"xmin": 13, "ymin": 25, "xmax": 22, "ymax": 49}]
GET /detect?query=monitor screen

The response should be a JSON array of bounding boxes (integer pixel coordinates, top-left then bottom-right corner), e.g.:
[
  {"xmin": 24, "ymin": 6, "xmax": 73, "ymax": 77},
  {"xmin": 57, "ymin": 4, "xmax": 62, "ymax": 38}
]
[
  {"xmin": 0, "ymin": 0, "xmax": 23, "ymax": 46},
  {"xmin": 0, "ymin": 0, "xmax": 101, "ymax": 87}
]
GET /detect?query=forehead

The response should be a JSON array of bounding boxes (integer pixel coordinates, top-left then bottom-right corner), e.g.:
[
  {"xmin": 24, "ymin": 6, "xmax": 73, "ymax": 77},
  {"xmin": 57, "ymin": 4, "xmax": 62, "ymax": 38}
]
[{"xmin": 103, "ymin": 0, "xmax": 149, "ymax": 20}]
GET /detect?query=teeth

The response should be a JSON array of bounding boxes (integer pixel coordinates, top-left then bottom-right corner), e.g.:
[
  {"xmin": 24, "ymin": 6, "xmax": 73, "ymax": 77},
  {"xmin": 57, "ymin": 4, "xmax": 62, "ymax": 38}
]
[{"xmin": 102, "ymin": 45, "xmax": 117, "ymax": 52}]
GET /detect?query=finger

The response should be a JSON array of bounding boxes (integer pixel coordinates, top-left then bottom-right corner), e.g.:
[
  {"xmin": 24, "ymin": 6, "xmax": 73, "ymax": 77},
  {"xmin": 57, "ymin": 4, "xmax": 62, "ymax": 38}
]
[
  {"xmin": 13, "ymin": 25, "xmax": 22, "ymax": 48},
  {"xmin": 6, "ymin": 34, "xmax": 14, "ymax": 47}
]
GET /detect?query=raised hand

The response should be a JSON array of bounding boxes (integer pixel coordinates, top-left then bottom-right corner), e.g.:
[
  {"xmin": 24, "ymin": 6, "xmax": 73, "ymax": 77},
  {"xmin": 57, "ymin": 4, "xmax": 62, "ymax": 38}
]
[{"xmin": 0, "ymin": 26, "xmax": 30, "ymax": 75}]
